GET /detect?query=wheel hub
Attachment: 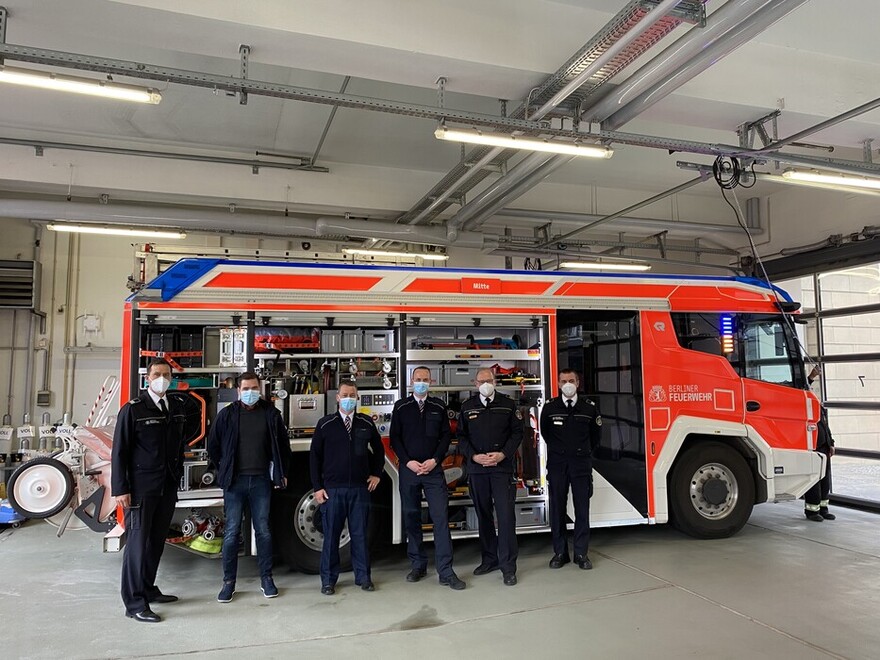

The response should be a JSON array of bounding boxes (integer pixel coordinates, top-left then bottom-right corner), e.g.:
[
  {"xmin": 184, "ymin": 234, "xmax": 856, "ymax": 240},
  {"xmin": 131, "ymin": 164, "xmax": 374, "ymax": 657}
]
[
  {"xmin": 12, "ymin": 464, "xmax": 72, "ymax": 515},
  {"xmin": 295, "ymin": 491, "xmax": 350, "ymax": 552},
  {"xmin": 689, "ymin": 462, "xmax": 739, "ymax": 520}
]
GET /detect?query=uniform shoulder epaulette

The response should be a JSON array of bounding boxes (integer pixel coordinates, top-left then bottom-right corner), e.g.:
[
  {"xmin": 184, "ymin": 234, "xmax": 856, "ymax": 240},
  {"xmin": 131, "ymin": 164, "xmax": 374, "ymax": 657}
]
[{"xmin": 129, "ymin": 398, "xmax": 141, "ymax": 405}]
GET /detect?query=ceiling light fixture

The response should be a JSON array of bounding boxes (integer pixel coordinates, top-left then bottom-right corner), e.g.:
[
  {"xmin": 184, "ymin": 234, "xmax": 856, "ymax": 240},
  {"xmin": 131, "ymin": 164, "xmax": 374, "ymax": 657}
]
[
  {"xmin": 0, "ymin": 65, "xmax": 162, "ymax": 104},
  {"xmin": 47, "ymin": 223, "xmax": 185, "ymax": 239},
  {"xmin": 781, "ymin": 168, "xmax": 880, "ymax": 192},
  {"xmin": 435, "ymin": 125, "xmax": 613, "ymax": 159},
  {"xmin": 342, "ymin": 248, "xmax": 449, "ymax": 261},
  {"xmin": 560, "ymin": 261, "xmax": 651, "ymax": 272}
]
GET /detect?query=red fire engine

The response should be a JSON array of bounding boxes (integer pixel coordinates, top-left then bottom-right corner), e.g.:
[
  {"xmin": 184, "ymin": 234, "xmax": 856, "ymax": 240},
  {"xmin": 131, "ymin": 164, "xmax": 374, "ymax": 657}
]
[{"xmin": 118, "ymin": 258, "xmax": 823, "ymax": 571}]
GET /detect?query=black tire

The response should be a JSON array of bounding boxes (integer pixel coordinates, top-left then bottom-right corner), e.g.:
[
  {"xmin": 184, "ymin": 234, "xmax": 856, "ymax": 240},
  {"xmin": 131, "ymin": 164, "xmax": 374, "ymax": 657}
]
[
  {"xmin": 8, "ymin": 457, "xmax": 75, "ymax": 519},
  {"xmin": 668, "ymin": 441, "xmax": 755, "ymax": 539},
  {"xmin": 272, "ymin": 484, "xmax": 352, "ymax": 574}
]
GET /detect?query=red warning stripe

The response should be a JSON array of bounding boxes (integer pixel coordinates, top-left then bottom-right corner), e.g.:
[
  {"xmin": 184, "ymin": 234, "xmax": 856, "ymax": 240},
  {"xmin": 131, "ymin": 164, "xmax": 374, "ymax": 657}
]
[{"xmin": 204, "ymin": 273, "xmax": 382, "ymax": 291}]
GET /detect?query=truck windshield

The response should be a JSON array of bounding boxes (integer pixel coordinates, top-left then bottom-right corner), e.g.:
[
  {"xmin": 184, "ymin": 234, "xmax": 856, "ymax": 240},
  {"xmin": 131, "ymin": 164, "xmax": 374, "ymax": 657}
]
[{"xmin": 739, "ymin": 314, "xmax": 805, "ymax": 389}]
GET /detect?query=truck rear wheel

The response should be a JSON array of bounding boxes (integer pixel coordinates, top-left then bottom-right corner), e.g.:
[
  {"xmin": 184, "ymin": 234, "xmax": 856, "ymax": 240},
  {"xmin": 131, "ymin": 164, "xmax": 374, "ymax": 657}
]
[
  {"xmin": 273, "ymin": 485, "xmax": 351, "ymax": 574},
  {"xmin": 669, "ymin": 442, "xmax": 754, "ymax": 539}
]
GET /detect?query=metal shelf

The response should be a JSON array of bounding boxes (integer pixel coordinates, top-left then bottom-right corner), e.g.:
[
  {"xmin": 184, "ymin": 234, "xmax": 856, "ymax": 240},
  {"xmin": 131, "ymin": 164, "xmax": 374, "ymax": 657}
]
[
  {"xmin": 256, "ymin": 352, "xmax": 399, "ymax": 360},
  {"xmin": 407, "ymin": 349, "xmax": 540, "ymax": 361},
  {"xmin": 425, "ymin": 385, "xmax": 543, "ymax": 393},
  {"xmin": 138, "ymin": 367, "xmax": 245, "ymax": 374}
]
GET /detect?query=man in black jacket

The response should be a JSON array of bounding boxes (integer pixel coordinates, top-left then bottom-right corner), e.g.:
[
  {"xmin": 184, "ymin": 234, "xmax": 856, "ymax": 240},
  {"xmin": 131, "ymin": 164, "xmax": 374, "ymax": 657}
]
[
  {"xmin": 310, "ymin": 381, "xmax": 385, "ymax": 595},
  {"xmin": 804, "ymin": 366, "xmax": 836, "ymax": 522},
  {"xmin": 390, "ymin": 366, "xmax": 465, "ymax": 590},
  {"xmin": 111, "ymin": 359, "xmax": 186, "ymax": 623},
  {"xmin": 539, "ymin": 369, "xmax": 602, "ymax": 570},
  {"xmin": 207, "ymin": 372, "xmax": 292, "ymax": 603},
  {"xmin": 457, "ymin": 368, "xmax": 523, "ymax": 586}
]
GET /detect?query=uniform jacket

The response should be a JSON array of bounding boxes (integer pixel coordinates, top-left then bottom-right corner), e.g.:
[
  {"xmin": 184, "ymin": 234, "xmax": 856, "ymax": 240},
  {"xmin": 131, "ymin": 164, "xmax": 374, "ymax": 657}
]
[
  {"xmin": 111, "ymin": 392, "xmax": 186, "ymax": 497},
  {"xmin": 310, "ymin": 411, "xmax": 385, "ymax": 490},
  {"xmin": 816, "ymin": 406, "xmax": 835, "ymax": 454},
  {"xmin": 389, "ymin": 395, "xmax": 451, "ymax": 474},
  {"xmin": 540, "ymin": 395, "xmax": 602, "ymax": 476},
  {"xmin": 457, "ymin": 392, "xmax": 523, "ymax": 475},
  {"xmin": 207, "ymin": 399, "xmax": 292, "ymax": 489}
]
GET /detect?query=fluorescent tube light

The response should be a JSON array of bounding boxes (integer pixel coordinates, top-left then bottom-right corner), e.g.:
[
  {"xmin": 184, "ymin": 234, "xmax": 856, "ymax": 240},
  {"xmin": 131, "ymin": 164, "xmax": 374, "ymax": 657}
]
[
  {"xmin": 0, "ymin": 65, "xmax": 162, "ymax": 104},
  {"xmin": 560, "ymin": 261, "xmax": 651, "ymax": 272},
  {"xmin": 47, "ymin": 223, "xmax": 185, "ymax": 239},
  {"xmin": 435, "ymin": 125, "xmax": 613, "ymax": 159},
  {"xmin": 781, "ymin": 168, "xmax": 880, "ymax": 192},
  {"xmin": 343, "ymin": 248, "xmax": 449, "ymax": 261}
]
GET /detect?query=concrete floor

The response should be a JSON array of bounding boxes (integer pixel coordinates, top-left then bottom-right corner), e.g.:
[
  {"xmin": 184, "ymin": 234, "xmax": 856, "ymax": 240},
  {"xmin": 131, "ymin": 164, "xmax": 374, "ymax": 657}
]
[{"xmin": 2, "ymin": 500, "xmax": 878, "ymax": 660}]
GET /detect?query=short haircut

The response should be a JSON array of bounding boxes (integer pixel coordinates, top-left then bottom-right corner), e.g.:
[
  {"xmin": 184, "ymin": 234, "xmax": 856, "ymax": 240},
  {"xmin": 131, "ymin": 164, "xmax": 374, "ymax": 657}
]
[
  {"xmin": 559, "ymin": 368, "xmax": 578, "ymax": 379},
  {"xmin": 147, "ymin": 358, "xmax": 171, "ymax": 376},
  {"xmin": 475, "ymin": 367, "xmax": 495, "ymax": 380},
  {"xmin": 412, "ymin": 365, "xmax": 431, "ymax": 378},
  {"xmin": 338, "ymin": 381, "xmax": 358, "ymax": 393},
  {"xmin": 238, "ymin": 371, "xmax": 260, "ymax": 386}
]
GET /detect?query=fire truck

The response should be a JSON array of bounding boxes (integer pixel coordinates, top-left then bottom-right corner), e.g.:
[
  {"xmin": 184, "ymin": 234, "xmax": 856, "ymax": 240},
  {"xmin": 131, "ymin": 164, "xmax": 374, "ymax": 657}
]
[{"xmin": 120, "ymin": 258, "xmax": 824, "ymax": 572}]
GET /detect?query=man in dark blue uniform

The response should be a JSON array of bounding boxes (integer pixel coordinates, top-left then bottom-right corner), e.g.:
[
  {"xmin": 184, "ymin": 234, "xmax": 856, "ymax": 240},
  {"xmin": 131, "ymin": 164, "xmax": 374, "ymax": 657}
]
[
  {"xmin": 457, "ymin": 368, "xmax": 523, "ymax": 586},
  {"xmin": 111, "ymin": 359, "xmax": 186, "ymax": 623},
  {"xmin": 310, "ymin": 381, "xmax": 385, "ymax": 595},
  {"xmin": 390, "ymin": 366, "xmax": 465, "ymax": 590},
  {"xmin": 539, "ymin": 369, "xmax": 602, "ymax": 570},
  {"xmin": 207, "ymin": 371, "xmax": 292, "ymax": 603}
]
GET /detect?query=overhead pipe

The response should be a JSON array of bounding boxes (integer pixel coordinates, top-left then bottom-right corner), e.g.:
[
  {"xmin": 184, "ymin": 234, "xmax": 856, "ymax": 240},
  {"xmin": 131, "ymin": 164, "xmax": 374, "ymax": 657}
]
[
  {"xmin": 602, "ymin": 0, "xmax": 811, "ymax": 131},
  {"xmin": 748, "ymin": 96, "xmax": 880, "ymax": 155},
  {"xmin": 495, "ymin": 208, "xmax": 751, "ymax": 235},
  {"xmin": 0, "ymin": 199, "xmax": 494, "ymax": 249},
  {"xmin": 460, "ymin": 156, "xmax": 576, "ymax": 232},
  {"xmin": 535, "ymin": 174, "xmax": 712, "ymax": 249},
  {"xmin": 445, "ymin": 153, "xmax": 555, "ymax": 233},
  {"xmin": 407, "ymin": 0, "xmax": 690, "ymax": 230},
  {"xmin": 315, "ymin": 217, "xmax": 496, "ymax": 250},
  {"xmin": 584, "ymin": 0, "xmax": 777, "ymax": 123},
  {"xmin": 443, "ymin": 0, "xmax": 689, "ymax": 235}
]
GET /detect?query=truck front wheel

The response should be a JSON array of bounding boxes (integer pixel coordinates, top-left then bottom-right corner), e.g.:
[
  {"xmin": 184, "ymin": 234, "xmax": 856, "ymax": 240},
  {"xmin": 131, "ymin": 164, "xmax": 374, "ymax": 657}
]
[
  {"xmin": 669, "ymin": 442, "xmax": 755, "ymax": 539},
  {"xmin": 273, "ymin": 486, "xmax": 351, "ymax": 574}
]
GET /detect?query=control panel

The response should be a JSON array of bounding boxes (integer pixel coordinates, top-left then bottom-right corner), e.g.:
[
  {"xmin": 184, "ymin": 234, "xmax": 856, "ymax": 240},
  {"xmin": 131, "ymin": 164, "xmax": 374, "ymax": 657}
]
[{"xmin": 357, "ymin": 390, "xmax": 397, "ymax": 436}]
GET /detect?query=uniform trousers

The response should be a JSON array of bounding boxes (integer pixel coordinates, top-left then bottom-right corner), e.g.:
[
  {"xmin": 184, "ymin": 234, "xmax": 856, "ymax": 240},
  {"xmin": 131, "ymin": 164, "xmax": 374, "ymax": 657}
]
[
  {"xmin": 547, "ymin": 462, "xmax": 592, "ymax": 558},
  {"xmin": 121, "ymin": 488, "xmax": 176, "ymax": 614},
  {"xmin": 320, "ymin": 486, "xmax": 370, "ymax": 587},
  {"xmin": 400, "ymin": 469, "xmax": 454, "ymax": 578},
  {"xmin": 469, "ymin": 471, "xmax": 518, "ymax": 574}
]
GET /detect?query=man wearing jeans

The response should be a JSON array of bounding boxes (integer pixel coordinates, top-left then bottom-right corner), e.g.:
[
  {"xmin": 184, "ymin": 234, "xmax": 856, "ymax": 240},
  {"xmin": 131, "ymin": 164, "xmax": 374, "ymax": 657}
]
[{"xmin": 207, "ymin": 372, "xmax": 292, "ymax": 603}]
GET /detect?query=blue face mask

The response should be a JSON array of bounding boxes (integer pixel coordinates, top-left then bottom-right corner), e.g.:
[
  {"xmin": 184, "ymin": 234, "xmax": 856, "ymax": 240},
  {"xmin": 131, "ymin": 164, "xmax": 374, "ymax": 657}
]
[
  {"xmin": 339, "ymin": 397, "xmax": 357, "ymax": 414},
  {"xmin": 240, "ymin": 390, "xmax": 261, "ymax": 406},
  {"xmin": 413, "ymin": 382, "xmax": 429, "ymax": 397}
]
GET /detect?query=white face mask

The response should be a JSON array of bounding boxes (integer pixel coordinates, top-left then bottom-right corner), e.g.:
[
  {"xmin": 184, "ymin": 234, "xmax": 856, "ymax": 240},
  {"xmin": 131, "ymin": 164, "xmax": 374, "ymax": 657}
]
[
  {"xmin": 561, "ymin": 382, "xmax": 577, "ymax": 398},
  {"xmin": 478, "ymin": 382, "xmax": 495, "ymax": 398},
  {"xmin": 149, "ymin": 376, "xmax": 170, "ymax": 396}
]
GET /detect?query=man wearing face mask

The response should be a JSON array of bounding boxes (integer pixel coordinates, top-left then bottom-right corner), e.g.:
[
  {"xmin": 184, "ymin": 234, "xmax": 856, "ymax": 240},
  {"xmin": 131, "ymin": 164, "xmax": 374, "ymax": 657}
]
[
  {"xmin": 457, "ymin": 368, "xmax": 523, "ymax": 586},
  {"xmin": 539, "ymin": 369, "xmax": 602, "ymax": 570},
  {"xmin": 390, "ymin": 366, "xmax": 464, "ymax": 590},
  {"xmin": 111, "ymin": 359, "xmax": 186, "ymax": 623},
  {"xmin": 310, "ymin": 381, "xmax": 385, "ymax": 595},
  {"xmin": 207, "ymin": 372, "xmax": 292, "ymax": 603}
]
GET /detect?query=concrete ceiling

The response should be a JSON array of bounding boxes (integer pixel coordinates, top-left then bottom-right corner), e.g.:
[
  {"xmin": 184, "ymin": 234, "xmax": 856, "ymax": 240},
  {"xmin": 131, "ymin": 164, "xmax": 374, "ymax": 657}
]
[{"xmin": 0, "ymin": 0, "xmax": 878, "ymax": 263}]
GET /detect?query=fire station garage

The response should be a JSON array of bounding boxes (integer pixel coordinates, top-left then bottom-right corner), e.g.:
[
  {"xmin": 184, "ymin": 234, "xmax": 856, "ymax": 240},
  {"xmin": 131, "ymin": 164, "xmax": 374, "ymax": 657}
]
[{"xmin": 1, "ymin": 1, "xmax": 879, "ymax": 658}]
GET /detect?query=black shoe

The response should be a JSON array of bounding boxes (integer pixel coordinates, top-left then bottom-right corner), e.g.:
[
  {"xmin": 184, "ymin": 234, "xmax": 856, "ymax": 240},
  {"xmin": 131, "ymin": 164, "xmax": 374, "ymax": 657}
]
[
  {"xmin": 503, "ymin": 573, "xmax": 517, "ymax": 586},
  {"xmin": 575, "ymin": 555, "xmax": 593, "ymax": 570},
  {"xmin": 439, "ymin": 573, "xmax": 466, "ymax": 590},
  {"xmin": 820, "ymin": 510, "xmax": 836, "ymax": 520},
  {"xmin": 805, "ymin": 511, "xmax": 824, "ymax": 522},
  {"xmin": 148, "ymin": 592, "xmax": 178, "ymax": 604},
  {"xmin": 406, "ymin": 568, "xmax": 427, "ymax": 583},
  {"xmin": 126, "ymin": 608, "xmax": 161, "ymax": 623},
  {"xmin": 320, "ymin": 585, "xmax": 335, "ymax": 596},
  {"xmin": 549, "ymin": 554, "xmax": 570, "ymax": 569},
  {"xmin": 360, "ymin": 581, "xmax": 375, "ymax": 592},
  {"xmin": 473, "ymin": 563, "xmax": 499, "ymax": 576}
]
